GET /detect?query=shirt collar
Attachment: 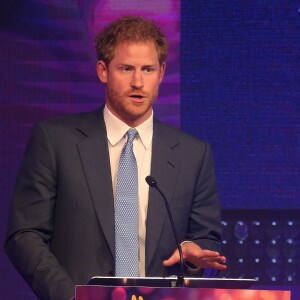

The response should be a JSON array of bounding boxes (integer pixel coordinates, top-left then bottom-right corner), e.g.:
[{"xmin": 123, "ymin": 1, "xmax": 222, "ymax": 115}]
[{"xmin": 103, "ymin": 105, "xmax": 153, "ymax": 149}]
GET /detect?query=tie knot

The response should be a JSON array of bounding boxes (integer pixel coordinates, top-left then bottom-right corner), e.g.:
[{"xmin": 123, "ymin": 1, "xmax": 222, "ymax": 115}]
[{"xmin": 127, "ymin": 128, "xmax": 138, "ymax": 143}]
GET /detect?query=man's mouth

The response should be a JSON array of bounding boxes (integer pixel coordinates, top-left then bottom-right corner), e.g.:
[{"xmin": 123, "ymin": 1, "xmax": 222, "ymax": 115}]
[{"xmin": 128, "ymin": 94, "xmax": 146, "ymax": 101}]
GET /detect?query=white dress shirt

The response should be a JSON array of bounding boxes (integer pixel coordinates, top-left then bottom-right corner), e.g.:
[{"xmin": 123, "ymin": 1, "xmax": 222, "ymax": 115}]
[{"xmin": 103, "ymin": 105, "xmax": 153, "ymax": 276}]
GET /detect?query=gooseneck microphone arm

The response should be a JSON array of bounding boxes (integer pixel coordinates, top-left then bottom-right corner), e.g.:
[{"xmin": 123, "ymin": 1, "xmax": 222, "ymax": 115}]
[{"xmin": 145, "ymin": 176, "xmax": 184, "ymax": 287}]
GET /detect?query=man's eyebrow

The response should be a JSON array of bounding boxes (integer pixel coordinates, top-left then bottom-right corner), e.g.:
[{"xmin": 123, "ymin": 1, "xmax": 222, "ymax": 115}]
[
  {"xmin": 117, "ymin": 63, "xmax": 133, "ymax": 67},
  {"xmin": 116, "ymin": 63, "xmax": 157, "ymax": 69},
  {"xmin": 142, "ymin": 64, "xmax": 155, "ymax": 67}
]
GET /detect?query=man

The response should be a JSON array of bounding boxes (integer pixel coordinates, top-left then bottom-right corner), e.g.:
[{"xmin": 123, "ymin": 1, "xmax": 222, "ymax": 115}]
[{"xmin": 5, "ymin": 16, "xmax": 226, "ymax": 300}]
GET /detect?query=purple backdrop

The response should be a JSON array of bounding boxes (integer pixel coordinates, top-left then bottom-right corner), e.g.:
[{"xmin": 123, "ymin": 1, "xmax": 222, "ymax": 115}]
[{"xmin": 1, "ymin": 0, "xmax": 299, "ymax": 299}]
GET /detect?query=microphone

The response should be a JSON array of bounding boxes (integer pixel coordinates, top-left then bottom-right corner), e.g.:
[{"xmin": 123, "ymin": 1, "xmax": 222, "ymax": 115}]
[{"xmin": 145, "ymin": 175, "xmax": 184, "ymax": 287}]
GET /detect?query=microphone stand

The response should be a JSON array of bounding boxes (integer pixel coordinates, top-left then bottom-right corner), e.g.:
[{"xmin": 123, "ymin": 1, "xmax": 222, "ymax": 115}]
[{"xmin": 146, "ymin": 176, "xmax": 184, "ymax": 287}]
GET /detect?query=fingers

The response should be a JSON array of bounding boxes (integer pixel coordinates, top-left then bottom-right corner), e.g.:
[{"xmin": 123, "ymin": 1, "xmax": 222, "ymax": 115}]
[
  {"xmin": 163, "ymin": 243, "xmax": 227, "ymax": 270},
  {"xmin": 163, "ymin": 249, "xmax": 180, "ymax": 267},
  {"xmin": 187, "ymin": 253, "xmax": 227, "ymax": 270},
  {"xmin": 200, "ymin": 255, "xmax": 227, "ymax": 270},
  {"xmin": 198, "ymin": 249, "xmax": 220, "ymax": 257}
]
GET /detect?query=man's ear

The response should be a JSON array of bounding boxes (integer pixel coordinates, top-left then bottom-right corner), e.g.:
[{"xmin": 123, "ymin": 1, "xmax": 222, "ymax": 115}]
[
  {"xmin": 159, "ymin": 62, "xmax": 166, "ymax": 83},
  {"xmin": 96, "ymin": 60, "xmax": 108, "ymax": 83}
]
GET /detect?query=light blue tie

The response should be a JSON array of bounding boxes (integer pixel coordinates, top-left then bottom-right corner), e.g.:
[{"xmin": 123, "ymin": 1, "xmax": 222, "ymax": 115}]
[{"xmin": 115, "ymin": 128, "xmax": 139, "ymax": 277}]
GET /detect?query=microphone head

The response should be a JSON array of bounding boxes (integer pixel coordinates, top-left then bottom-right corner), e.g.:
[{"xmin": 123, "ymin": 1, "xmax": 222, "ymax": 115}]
[{"xmin": 145, "ymin": 176, "xmax": 157, "ymax": 187}]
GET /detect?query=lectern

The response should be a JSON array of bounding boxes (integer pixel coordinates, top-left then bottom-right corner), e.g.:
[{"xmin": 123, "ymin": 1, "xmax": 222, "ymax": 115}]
[{"xmin": 75, "ymin": 277, "xmax": 291, "ymax": 300}]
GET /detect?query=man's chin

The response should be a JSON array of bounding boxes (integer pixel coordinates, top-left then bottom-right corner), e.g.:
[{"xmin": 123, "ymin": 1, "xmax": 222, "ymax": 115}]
[{"xmin": 123, "ymin": 107, "xmax": 152, "ymax": 123}]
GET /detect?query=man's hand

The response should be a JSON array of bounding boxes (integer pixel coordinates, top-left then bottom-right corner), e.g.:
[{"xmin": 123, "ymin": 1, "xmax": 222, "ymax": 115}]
[{"xmin": 163, "ymin": 242, "xmax": 227, "ymax": 270}]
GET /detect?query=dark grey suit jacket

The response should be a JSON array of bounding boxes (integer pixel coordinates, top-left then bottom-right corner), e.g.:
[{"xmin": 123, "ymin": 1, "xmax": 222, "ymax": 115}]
[{"xmin": 5, "ymin": 107, "xmax": 221, "ymax": 300}]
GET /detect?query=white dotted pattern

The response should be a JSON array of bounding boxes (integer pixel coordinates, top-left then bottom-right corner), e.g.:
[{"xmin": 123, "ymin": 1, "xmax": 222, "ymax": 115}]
[{"xmin": 115, "ymin": 128, "xmax": 139, "ymax": 277}]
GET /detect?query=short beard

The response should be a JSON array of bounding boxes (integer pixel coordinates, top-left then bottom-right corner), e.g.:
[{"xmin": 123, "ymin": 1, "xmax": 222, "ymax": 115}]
[{"xmin": 106, "ymin": 84, "xmax": 158, "ymax": 122}]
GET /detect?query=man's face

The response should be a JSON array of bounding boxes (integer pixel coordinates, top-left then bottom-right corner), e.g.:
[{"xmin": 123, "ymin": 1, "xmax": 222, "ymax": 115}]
[{"xmin": 97, "ymin": 41, "xmax": 166, "ymax": 126}]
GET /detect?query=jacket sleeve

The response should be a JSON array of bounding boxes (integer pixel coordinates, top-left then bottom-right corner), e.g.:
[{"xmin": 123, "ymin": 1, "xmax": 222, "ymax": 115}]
[
  {"xmin": 4, "ymin": 123, "xmax": 75, "ymax": 300},
  {"xmin": 186, "ymin": 142, "xmax": 222, "ymax": 277}
]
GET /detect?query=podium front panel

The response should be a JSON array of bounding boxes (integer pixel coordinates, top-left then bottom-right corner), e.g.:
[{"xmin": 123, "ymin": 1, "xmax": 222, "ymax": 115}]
[{"xmin": 76, "ymin": 285, "xmax": 291, "ymax": 300}]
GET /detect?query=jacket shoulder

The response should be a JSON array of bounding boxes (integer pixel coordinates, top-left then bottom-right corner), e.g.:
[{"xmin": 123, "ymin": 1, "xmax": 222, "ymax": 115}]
[
  {"xmin": 40, "ymin": 108, "xmax": 101, "ymax": 128},
  {"xmin": 155, "ymin": 121, "xmax": 208, "ymax": 148}
]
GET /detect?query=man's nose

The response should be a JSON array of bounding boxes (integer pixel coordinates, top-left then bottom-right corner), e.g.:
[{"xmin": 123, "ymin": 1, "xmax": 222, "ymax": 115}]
[{"xmin": 130, "ymin": 70, "xmax": 144, "ymax": 89}]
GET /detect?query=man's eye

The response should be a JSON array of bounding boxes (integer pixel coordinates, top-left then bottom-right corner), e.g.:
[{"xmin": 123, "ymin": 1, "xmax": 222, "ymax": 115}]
[
  {"xmin": 121, "ymin": 66, "xmax": 132, "ymax": 72},
  {"xmin": 144, "ymin": 67, "xmax": 154, "ymax": 73}
]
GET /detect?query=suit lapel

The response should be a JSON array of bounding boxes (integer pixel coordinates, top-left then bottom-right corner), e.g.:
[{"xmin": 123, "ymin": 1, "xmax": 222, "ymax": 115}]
[
  {"xmin": 75, "ymin": 111, "xmax": 181, "ymax": 271},
  {"xmin": 146, "ymin": 121, "xmax": 180, "ymax": 272},
  {"xmin": 76, "ymin": 108, "xmax": 115, "ymax": 258}
]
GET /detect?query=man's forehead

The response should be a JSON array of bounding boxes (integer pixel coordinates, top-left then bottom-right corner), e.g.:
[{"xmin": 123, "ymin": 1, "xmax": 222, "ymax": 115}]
[{"xmin": 111, "ymin": 41, "xmax": 160, "ymax": 63}]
